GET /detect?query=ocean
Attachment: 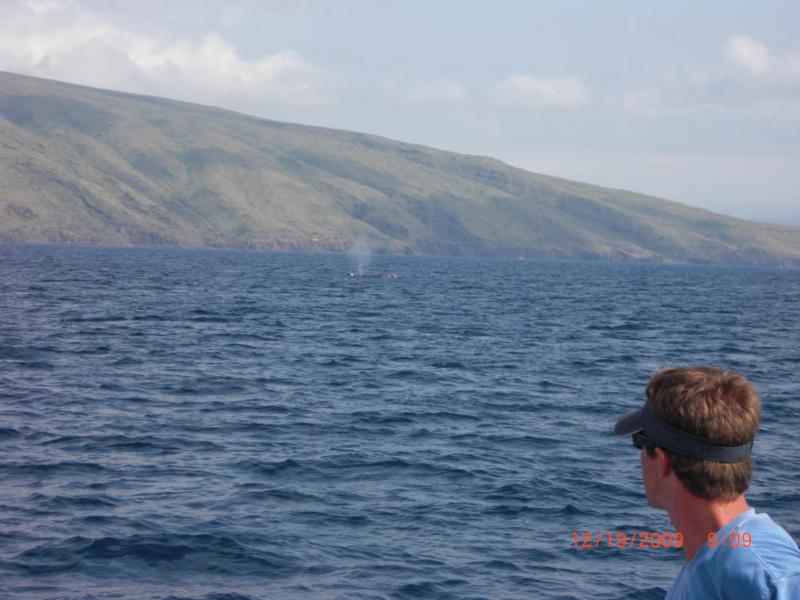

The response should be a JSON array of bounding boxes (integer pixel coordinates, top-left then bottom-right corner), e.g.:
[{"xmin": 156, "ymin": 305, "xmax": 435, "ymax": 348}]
[{"xmin": 1, "ymin": 244, "xmax": 798, "ymax": 599}]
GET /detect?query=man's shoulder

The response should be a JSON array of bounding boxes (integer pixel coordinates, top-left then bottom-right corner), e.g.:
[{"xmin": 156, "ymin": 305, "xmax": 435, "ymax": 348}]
[
  {"xmin": 733, "ymin": 512, "xmax": 800, "ymax": 575},
  {"xmin": 669, "ymin": 511, "xmax": 800, "ymax": 600},
  {"xmin": 715, "ymin": 512, "xmax": 800, "ymax": 598}
]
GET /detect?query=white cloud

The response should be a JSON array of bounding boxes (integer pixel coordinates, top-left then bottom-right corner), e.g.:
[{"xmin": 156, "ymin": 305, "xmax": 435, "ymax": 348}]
[
  {"xmin": 490, "ymin": 74, "xmax": 590, "ymax": 109},
  {"xmin": 26, "ymin": 0, "xmax": 61, "ymax": 16},
  {"xmin": 724, "ymin": 34, "xmax": 800, "ymax": 85},
  {"xmin": 0, "ymin": 0, "xmax": 339, "ymax": 109},
  {"xmin": 725, "ymin": 35, "xmax": 770, "ymax": 76},
  {"xmin": 622, "ymin": 36, "xmax": 800, "ymax": 119}
]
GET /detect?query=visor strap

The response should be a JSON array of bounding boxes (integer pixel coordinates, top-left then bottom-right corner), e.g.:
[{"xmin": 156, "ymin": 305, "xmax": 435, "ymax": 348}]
[{"xmin": 641, "ymin": 401, "xmax": 753, "ymax": 463}]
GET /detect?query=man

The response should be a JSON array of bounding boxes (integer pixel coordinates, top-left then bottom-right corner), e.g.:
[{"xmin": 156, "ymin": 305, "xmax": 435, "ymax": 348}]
[{"xmin": 614, "ymin": 366, "xmax": 800, "ymax": 599}]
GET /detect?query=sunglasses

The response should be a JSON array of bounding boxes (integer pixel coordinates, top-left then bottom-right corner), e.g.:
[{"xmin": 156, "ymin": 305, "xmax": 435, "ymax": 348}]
[{"xmin": 632, "ymin": 432, "xmax": 657, "ymax": 450}]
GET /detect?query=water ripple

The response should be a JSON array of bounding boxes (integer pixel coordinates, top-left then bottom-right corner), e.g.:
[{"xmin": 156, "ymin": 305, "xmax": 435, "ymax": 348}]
[{"xmin": 1, "ymin": 245, "xmax": 799, "ymax": 599}]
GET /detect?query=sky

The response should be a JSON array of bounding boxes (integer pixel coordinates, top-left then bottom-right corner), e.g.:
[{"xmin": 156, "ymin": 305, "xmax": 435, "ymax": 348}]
[{"xmin": 2, "ymin": 0, "xmax": 799, "ymax": 224}]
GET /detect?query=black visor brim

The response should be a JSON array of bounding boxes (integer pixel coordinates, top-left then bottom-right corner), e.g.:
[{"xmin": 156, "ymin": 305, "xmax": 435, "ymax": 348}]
[{"xmin": 614, "ymin": 407, "xmax": 645, "ymax": 436}]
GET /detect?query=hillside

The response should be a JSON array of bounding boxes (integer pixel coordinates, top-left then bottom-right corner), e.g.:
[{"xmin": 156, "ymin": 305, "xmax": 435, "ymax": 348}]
[{"xmin": 1, "ymin": 70, "xmax": 799, "ymax": 265}]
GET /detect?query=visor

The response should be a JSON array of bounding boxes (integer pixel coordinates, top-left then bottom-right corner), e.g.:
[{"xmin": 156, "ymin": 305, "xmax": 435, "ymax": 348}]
[{"xmin": 614, "ymin": 400, "xmax": 753, "ymax": 463}]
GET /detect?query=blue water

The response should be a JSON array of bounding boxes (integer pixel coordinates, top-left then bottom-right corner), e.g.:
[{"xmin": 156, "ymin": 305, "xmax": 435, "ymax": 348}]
[{"xmin": 1, "ymin": 245, "xmax": 799, "ymax": 600}]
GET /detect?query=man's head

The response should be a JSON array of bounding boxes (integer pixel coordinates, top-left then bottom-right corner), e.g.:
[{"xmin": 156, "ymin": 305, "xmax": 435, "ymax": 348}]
[{"xmin": 616, "ymin": 366, "xmax": 761, "ymax": 503}]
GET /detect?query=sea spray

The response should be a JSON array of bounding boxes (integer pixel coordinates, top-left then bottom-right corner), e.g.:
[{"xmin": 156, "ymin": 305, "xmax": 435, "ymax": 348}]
[{"xmin": 348, "ymin": 239, "xmax": 372, "ymax": 275}]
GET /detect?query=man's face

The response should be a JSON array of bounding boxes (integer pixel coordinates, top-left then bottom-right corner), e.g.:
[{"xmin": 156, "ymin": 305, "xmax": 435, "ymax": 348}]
[{"xmin": 640, "ymin": 448, "xmax": 663, "ymax": 509}]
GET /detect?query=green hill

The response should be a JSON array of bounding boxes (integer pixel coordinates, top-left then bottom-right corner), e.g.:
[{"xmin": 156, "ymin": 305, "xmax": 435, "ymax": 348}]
[{"xmin": 1, "ymin": 70, "xmax": 799, "ymax": 265}]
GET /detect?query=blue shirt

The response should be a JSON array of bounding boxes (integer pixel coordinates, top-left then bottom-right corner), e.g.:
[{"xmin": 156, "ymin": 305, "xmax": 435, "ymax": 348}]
[{"xmin": 666, "ymin": 508, "xmax": 800, "ymax": 599}]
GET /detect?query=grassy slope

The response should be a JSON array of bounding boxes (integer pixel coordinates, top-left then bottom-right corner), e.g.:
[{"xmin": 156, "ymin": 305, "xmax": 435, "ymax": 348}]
[{"xmin": 1, "ymin": 70, "xmax": 799, "ymax": 265}]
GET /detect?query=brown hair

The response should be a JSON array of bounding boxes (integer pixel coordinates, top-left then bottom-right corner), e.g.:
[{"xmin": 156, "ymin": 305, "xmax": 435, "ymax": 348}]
[{"xmin": 646, "ymin": 366, "xmax": 760, "ymax": 501}]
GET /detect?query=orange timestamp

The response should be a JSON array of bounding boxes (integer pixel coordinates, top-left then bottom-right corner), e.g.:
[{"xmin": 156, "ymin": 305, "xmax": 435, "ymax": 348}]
[
  {"xmin": 707, "ymin": 531, "xmax": 752, "ymax": 548},
  {"xmin": 571, "ymin": 530, "xmax": 684, "ymax": 549}
]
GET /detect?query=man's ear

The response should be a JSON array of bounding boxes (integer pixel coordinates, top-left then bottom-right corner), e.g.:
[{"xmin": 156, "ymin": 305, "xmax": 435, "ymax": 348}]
[{"xmin": 655, "ymin": 447, "xmax": 672, "ymax": 477}]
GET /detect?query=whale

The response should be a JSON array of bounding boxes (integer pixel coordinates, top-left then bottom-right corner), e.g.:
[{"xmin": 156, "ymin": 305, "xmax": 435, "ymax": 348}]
[{"xmin": 348, "ymin": 273, "xmax": 398, "ymax": 279}]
